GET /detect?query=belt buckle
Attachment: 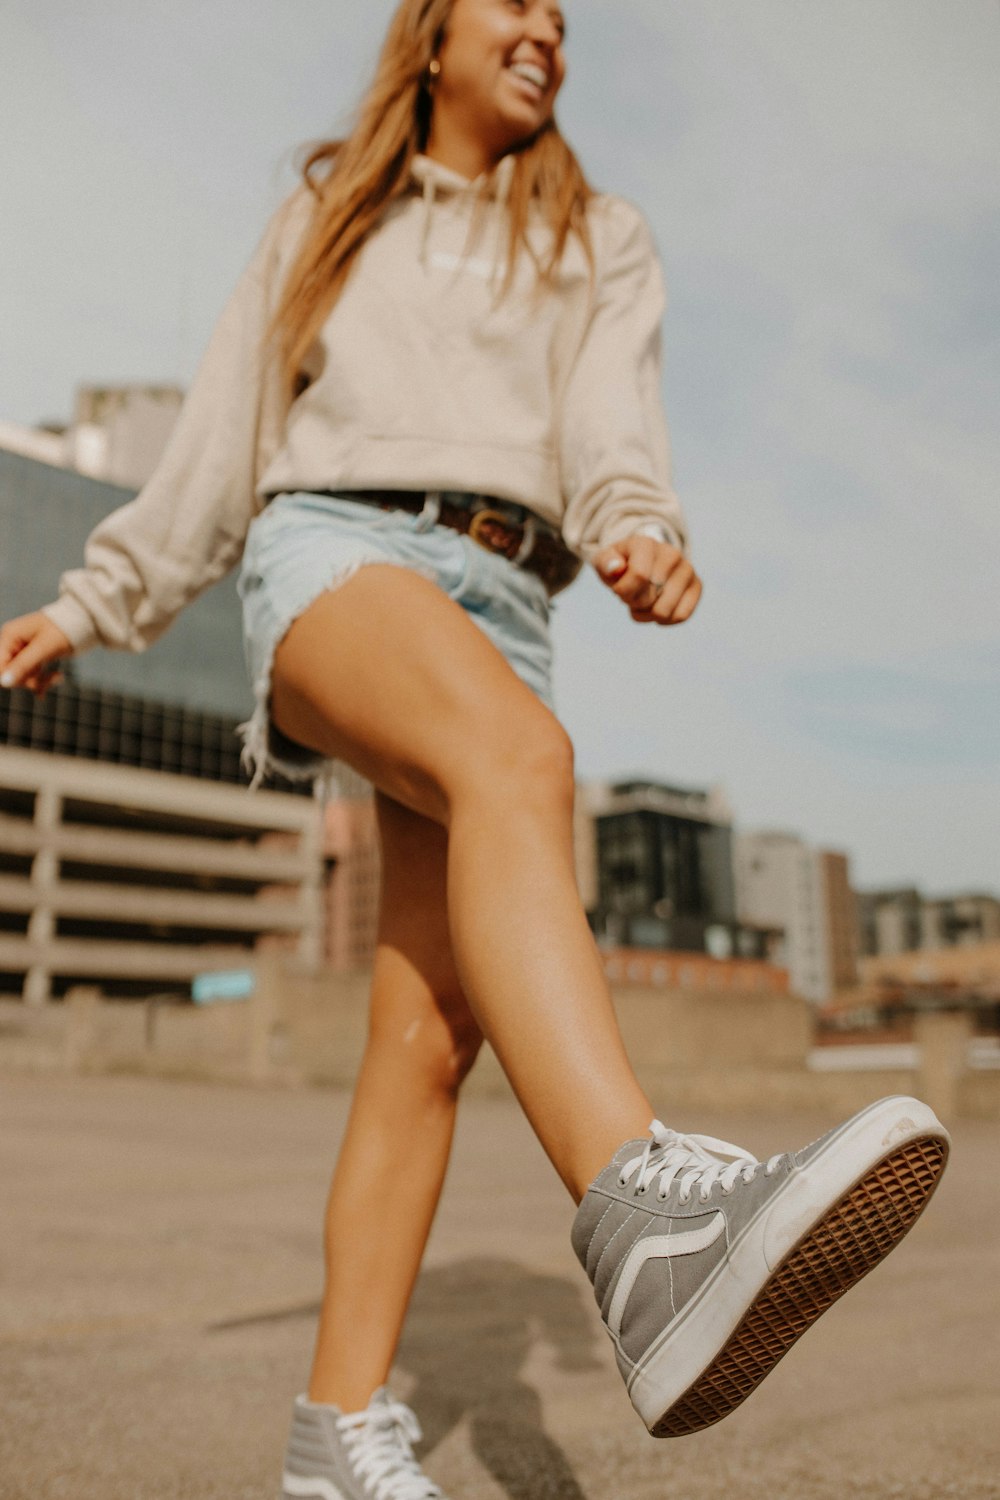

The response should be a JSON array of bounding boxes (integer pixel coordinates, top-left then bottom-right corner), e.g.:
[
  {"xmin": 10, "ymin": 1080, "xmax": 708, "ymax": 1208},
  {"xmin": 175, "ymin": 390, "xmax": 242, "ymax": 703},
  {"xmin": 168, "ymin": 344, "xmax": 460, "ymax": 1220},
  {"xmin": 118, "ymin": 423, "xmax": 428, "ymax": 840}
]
[{"xmin": 468, "ymin": 507, "xmax": 519, "ymax": 555}]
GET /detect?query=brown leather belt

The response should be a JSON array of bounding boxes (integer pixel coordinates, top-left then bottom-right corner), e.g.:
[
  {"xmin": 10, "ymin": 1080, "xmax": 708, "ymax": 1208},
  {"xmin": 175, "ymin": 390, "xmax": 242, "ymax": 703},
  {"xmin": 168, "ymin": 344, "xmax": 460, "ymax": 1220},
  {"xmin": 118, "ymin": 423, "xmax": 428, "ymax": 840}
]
[{"xmin": 324, "ymin": 489, "xmax": 581, "ymax": 595}]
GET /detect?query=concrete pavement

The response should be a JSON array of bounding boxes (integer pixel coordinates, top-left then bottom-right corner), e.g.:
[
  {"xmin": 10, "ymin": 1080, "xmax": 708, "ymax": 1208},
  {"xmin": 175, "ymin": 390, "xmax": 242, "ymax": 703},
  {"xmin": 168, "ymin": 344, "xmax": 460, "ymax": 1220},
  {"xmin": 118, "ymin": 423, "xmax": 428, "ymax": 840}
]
[{"xmin": 1, "ymin": 1072, "xmax": 997, "ymax": 1499}]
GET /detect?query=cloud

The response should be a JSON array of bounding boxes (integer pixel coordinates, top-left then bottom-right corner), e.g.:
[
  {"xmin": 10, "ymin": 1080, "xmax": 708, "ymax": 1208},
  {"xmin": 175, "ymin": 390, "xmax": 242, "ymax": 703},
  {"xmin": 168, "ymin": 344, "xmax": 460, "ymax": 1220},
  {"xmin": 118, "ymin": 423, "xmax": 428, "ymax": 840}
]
[{"xmin": 781, "ymin": 647, "xmax": 1000, "ymax": 768}]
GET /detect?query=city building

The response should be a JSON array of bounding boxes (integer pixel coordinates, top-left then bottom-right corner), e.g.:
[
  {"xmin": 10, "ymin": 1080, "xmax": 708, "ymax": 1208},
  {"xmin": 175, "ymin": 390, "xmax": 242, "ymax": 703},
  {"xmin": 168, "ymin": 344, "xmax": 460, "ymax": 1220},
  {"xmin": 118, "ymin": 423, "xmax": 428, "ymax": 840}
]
[
  {"xmin": 319, "ymin": 778, "xmax": 608, "ymax": 978},
  {"xmin": 821, "ymin": 849, "xmax": 860, "ymax": 991},
  {"xmin": 1, "ymin": 445, "xmax": 378, "ymax": 802},
  {"xmin": 919, "ymin": 893, "xmax": 1000, "ymax": 950},
  {"xmin": 572, "ymin": 784, "xmax": 599, "ymax": 911},
  {"xmin": 0, "ymin": 745, "xmax": 324, "ymax": 1005},
  {"xmin": 856, "ymin": 886, "xmax": 923, "ymax": 957},
  {"xmin": 0, "ymin": 446, "xmax": 251, "ymax": 718},
  {"xmin": 0, "ymin": 442, "xmax": 366, "ymax": 1003},
  {"xmin": 583, "ymin": 779, "xmax": 738, "ymax": 955},
  {"xmin": 599, "ymin": 945, "xmax": 789, "ymax": 995},
  {"xmin": 857, "ymin": 886, "xmax": 1000, "ymax": 958},
  {"xmin": 734, "ymin": 831, "xmax": 859, "ymax": 1004}
]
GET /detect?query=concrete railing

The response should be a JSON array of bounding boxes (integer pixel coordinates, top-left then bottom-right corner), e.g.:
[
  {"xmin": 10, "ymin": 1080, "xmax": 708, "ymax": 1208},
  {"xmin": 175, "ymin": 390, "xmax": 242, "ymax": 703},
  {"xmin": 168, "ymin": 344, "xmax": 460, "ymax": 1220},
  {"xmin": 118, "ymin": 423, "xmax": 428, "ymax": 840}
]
[
  {"xmin": 1, "ymin": 957, "xmax": 995, "ymax": 1121},
  {"xmin": 219, "ymin": 980, "xmax": 996, "ymax": 1122},
  {"xmin": 0, "ymin": 746, "xmax": 325, "ymax": 1005}
]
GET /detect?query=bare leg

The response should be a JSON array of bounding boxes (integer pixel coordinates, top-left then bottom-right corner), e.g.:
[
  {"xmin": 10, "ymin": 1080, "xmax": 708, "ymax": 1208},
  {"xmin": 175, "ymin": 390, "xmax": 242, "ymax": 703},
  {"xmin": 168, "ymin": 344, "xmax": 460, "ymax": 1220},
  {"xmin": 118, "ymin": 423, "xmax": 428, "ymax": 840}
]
[
  {"xmin": 309, "ymin": 792, "xmax": 482, "ymax": 1410},
  {"xmin": 272, "ymin": 564, "xmax": 653, "ymax": 1203}
]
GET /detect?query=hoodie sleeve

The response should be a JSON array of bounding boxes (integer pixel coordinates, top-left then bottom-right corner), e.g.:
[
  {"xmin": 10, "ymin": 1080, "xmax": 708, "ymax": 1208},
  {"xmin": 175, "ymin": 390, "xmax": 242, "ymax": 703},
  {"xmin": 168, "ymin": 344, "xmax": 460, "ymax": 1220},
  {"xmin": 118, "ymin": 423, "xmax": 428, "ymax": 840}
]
[
  {"xmin": 41, "ymin": 189, "xmax": 312, "ymax": 655},
  {"xmin": 558, "ymin": 196, "xmax": 689, "ymax": 565}
]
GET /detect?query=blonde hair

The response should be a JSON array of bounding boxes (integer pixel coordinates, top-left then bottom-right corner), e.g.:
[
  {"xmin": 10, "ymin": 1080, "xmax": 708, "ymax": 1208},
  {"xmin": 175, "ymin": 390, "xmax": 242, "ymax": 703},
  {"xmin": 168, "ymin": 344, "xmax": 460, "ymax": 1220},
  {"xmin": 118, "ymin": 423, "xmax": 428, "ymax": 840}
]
[{"xmin": 270, "ymin": 0, "xmax": 594, "ymax": 402}]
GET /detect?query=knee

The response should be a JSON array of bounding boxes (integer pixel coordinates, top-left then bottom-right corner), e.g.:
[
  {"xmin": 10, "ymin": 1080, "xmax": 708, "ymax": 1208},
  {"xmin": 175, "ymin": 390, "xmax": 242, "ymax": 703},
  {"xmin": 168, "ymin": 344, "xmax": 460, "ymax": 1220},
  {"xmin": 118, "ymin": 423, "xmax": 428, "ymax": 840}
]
[
  {"xmin": 464, "ymin": 708, "xmax": 576, "ymax": 813},
  {"xmin": 373, "ymin": 990, "xmax": 484, "ymax": 1100},
  {"xmin": 439, "ymin": 1011, "xmax": 485, "ymax": 1095},
  {"xmin": 420, "ymin": 1003, "xmax": 484, "ymax": 1098},
  {"xmin": 509, "ymin": 715, "xmax": 576, "ymax": 819}
]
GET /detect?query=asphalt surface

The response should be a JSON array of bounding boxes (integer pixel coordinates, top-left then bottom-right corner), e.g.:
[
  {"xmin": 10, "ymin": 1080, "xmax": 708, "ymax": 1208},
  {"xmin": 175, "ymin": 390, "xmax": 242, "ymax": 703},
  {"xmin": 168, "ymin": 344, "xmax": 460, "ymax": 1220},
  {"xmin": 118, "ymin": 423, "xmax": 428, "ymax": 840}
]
[{"xmin": 1, "ymin": 1072, "xmax": 998, "ymax": 1500}]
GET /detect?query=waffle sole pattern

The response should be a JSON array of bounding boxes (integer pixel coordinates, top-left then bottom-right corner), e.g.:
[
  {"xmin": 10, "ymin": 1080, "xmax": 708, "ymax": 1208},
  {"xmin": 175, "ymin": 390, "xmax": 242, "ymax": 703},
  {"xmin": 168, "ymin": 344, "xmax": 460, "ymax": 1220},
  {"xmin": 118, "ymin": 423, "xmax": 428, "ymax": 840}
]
[{"xmin": 651, "ymin": 1133, "xmax": 949, "ymax": 1438}]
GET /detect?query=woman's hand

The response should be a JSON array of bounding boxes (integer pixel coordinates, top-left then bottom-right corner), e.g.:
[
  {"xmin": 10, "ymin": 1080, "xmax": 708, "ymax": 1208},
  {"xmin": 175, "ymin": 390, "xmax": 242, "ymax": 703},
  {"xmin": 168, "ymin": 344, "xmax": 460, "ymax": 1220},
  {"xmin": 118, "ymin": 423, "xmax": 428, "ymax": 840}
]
[
  {"xmin": 594, "ymin": 533, "xmax": 702, "ymax": 625},
  {"xmin": 0, "ymin": 613, "xmax": 73, "ymax": 697}
]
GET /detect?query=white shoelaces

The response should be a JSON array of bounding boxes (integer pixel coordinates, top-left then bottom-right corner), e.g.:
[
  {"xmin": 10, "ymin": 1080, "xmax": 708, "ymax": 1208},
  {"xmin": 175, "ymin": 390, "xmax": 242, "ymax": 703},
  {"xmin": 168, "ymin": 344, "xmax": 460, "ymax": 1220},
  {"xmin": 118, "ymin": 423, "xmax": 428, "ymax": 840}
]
[
  {"xmin": 619, "ymin": 1120, "xmax": 784, "ymax": 1205},
  {"xmin": 337, "ymin": 1397, "xmax": 444, "ymax": 1500}
]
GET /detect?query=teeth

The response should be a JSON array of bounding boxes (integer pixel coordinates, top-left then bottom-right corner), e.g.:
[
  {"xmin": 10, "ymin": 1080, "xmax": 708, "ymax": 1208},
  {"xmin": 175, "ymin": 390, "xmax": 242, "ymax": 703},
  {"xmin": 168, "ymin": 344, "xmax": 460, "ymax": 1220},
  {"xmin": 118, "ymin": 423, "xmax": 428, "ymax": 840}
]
[{"xmin": 509, "ymin": 62, "xmax": 549, "ymax": 90}]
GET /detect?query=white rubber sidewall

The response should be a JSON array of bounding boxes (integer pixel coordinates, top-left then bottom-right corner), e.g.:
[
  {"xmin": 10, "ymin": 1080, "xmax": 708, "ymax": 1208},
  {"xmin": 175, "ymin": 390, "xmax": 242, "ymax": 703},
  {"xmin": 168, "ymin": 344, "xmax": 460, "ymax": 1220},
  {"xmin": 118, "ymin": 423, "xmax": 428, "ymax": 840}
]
[{"xmin": 628, "ymin": 1096, "xmax": 947, "ymax": 1429}]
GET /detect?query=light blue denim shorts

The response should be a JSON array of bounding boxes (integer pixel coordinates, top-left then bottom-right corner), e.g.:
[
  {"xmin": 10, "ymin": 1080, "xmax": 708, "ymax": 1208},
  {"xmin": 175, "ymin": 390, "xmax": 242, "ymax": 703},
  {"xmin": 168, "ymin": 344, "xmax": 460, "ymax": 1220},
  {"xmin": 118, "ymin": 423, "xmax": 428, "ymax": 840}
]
[{"xmin": 236, "ymin": 491, "xmax": 556, "ymax": 791}]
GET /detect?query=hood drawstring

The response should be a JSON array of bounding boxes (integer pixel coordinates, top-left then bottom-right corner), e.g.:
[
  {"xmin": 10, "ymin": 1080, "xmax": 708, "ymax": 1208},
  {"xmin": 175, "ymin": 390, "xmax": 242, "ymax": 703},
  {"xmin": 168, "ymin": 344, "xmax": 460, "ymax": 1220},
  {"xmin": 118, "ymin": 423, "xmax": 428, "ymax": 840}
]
[
  {"xmin": 411, "ymin": 152, "xmax": 517, "ymax": 286},
  {"xmin": 489, "ymin": 153, "xmax": 516, "ymax": 293},
  {"xmin": 419, "ymin": 169, "xmax": 436, "ymax": 270}
]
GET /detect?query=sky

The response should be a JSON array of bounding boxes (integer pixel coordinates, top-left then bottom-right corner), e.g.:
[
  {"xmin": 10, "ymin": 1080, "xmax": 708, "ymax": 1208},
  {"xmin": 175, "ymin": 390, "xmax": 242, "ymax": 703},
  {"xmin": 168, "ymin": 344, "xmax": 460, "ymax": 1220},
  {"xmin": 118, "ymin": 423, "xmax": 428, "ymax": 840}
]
[{"xmin": 2, "ymin": 0, "xmax": 998, "ymax": 895}]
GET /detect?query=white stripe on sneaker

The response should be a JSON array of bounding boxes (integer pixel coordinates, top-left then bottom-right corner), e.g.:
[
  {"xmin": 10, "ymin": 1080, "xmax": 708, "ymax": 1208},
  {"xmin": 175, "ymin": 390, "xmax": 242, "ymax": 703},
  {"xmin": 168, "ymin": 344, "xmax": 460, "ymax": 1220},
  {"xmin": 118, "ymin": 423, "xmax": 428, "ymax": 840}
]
[{"xmin": 608, "ymin": 1213, "xmax": 725, "ymax": 1340}]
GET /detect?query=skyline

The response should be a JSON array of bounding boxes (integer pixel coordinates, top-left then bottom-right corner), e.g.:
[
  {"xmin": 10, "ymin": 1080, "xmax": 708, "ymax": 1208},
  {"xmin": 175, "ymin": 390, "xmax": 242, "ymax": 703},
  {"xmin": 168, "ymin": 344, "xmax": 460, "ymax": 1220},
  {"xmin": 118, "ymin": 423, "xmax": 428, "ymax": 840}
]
[{"xmin": 2, "ymin": 0, "xmax": 998, "ymax": 894}]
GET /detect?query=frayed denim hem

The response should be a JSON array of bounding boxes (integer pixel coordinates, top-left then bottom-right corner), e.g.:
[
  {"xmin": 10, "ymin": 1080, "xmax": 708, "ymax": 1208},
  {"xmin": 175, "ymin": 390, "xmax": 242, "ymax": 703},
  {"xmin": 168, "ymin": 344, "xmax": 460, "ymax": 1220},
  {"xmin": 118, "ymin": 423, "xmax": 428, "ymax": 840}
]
[
  {"xmin": 237, "ymin": 555, "xmax": 434, "ymax": 798},
  {"xmin": 236, "ymin": 704, "xmax": 333, "ymax": 797}
]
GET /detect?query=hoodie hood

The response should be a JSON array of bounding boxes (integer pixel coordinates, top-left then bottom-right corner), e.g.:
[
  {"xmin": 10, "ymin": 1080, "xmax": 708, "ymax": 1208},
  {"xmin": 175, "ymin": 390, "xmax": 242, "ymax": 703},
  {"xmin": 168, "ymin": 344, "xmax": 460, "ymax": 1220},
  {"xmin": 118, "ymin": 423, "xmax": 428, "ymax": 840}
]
[
  {"xmin": 409, "ymin": 151, "xmax": 517, "ymax": 200},
  {"xmin": 409, "ymin": 151, "xmax": 517, "ymax": 280}
]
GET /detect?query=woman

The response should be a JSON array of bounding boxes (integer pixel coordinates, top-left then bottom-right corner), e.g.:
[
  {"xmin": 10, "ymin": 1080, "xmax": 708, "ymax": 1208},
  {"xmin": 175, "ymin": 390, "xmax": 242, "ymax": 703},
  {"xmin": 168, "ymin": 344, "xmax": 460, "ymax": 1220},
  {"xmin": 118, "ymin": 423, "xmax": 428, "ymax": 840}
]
[{"xmin": 0, "ymin": 3, "xmax": 949, "ymax": 1497}]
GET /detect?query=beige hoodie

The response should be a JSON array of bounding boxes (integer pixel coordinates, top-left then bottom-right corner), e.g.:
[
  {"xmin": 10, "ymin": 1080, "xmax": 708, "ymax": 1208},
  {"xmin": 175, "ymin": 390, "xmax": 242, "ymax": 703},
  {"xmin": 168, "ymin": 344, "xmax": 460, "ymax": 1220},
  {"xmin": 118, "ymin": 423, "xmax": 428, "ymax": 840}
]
[{"xmin": 43, "ymin": 154, "xmax": 688, "ymax": 654}]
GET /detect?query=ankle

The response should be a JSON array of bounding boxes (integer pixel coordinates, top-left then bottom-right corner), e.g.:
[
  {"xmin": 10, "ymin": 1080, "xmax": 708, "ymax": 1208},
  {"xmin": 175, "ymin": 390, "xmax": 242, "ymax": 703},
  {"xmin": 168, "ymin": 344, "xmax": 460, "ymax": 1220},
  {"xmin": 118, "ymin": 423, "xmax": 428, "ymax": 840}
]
[
  {"xmin": 563, "ymin": 1114, "xmax": 656, "ymax": 1204},
  {"xmin": 307, "ymin": 1377, "xmax": 382, "ymax": 1412}
]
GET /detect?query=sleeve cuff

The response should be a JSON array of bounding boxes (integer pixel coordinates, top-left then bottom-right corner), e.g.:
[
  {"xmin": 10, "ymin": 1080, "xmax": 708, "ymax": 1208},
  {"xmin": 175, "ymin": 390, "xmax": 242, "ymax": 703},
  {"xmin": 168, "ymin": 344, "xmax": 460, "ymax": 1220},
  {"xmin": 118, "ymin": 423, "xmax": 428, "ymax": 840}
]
[
  {"xmin": 598, "ymin": 518, "xmax": 687, "ymax": 555},
  {"xmin": 40, "ymin": 598, "xmax": 100, "ymax": 654},
  {"xmin": 632, "ymin": 521, "xmax": 680, "ymax": 546}
]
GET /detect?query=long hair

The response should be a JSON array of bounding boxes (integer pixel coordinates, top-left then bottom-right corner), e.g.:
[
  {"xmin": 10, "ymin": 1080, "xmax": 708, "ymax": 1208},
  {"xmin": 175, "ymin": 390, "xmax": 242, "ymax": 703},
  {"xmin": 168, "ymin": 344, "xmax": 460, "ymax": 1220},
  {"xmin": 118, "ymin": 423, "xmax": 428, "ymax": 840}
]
[{"xmin": 269, "ymin": 0, "xmax": 594, "ymax": 403}]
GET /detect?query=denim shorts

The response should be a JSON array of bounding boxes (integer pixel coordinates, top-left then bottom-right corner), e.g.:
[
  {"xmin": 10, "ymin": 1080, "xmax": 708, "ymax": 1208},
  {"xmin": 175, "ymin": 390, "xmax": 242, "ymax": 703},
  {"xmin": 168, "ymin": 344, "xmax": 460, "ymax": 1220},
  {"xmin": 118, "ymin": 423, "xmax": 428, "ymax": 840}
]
[{"xmin": 236, "ymin": 491, "xmax": 557, "ymax": 792}]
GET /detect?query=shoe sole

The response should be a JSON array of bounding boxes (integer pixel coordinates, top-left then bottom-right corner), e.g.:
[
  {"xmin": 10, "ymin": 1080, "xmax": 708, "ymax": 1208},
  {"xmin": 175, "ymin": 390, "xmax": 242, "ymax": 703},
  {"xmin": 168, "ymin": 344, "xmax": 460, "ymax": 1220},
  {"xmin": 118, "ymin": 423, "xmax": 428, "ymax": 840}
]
[
  {"xmin": 629, "ymin": 1104, "xmax": 949, "ymax": 1437},
  {"xmin": 282, "ymin": 1474, "xmax": 346, "ymax": 1500}
]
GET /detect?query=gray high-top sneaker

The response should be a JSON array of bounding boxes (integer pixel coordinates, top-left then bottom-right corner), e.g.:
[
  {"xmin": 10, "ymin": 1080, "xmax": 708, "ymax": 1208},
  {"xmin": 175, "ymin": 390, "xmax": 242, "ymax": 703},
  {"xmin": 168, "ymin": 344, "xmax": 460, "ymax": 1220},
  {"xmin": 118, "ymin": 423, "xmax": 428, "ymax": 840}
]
[
  {"xmin": 571, "ymin": 1094, "xmax": 949, "ymax": 1439},
  {"xmin": 281, "ymin": 1387, "xmax": 447, "ymax": 1500}
]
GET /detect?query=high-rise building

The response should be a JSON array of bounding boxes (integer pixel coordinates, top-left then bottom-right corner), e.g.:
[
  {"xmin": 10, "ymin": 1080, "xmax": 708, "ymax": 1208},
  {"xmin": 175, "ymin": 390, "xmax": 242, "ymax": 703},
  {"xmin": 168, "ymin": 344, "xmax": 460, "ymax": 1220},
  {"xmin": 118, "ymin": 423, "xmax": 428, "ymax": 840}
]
[
  {"xmin": 584, "ymin": 779, "xmax": 737, "ymax": 955},
  {"xmin": 822, "ymin": 850, "xmax": 860, "ymax": 991},
  {"xmin": 734, "ymin": 831, "xmax": 859, "ymax": 1003}
]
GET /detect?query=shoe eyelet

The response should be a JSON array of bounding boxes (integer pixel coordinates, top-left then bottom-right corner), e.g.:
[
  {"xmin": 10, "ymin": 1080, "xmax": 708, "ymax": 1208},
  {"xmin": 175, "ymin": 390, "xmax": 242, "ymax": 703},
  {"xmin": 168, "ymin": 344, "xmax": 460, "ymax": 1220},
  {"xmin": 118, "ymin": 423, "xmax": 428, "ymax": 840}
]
[
  {"xmin": 617, "ymin": 1174, "xmax": 628, "ymax": 1188},
  {"xmin": 678, "ymin": 1192, "xmax": 690, "ymax": 1206},
  {"xmin": 636, "ymin": 1185, "xmax": 648, "ymax": 1196},
  {"xmin": 698, "ymin": 1190, "xmax": 710, "ymax": 1204},
  {"xmin": 657, "ymin": 1189, "xmax": 667, "ymax": 1201},
  {"xmin": 721, "ymin": 1184, "xmax": 734, "ymax": 1196}
]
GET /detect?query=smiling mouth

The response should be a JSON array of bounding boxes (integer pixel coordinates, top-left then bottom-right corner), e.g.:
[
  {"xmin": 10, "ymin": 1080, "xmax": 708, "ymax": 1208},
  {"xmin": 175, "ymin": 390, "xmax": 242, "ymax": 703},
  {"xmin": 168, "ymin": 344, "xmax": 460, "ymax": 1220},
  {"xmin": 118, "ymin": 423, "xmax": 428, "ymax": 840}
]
[{"xmin": 506, "ymin": 61, "xmax": 550, "ymax": 98}]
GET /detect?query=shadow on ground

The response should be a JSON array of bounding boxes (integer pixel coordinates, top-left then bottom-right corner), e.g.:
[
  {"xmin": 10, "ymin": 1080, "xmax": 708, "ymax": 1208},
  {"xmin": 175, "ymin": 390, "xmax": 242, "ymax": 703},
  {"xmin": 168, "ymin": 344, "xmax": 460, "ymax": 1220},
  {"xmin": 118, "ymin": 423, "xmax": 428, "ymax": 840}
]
[
  {"xmin": 211, "ymin": 1256, "xmax": 601, "ymax": 1500},
  {"xmin": 400, "ymin": 1257, "xmax": 602, "ymax": 1499}
]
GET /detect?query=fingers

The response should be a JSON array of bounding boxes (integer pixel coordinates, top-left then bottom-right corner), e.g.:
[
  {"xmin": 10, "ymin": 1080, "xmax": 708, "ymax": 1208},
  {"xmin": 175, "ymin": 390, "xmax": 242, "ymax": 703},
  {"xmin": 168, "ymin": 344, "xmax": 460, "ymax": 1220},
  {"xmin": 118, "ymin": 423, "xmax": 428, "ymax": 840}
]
[
  {"xmin": 631, "ymin": 573, "xmax": 703, "ymax": 626},
  {"xmin": 595, "ymin": 535, "xmax": 703, "ymax": 627},
  {"xmin": 0, "ymin": 619, "xmax": 27, "ymax": 677},
  {"xmin": 0, "ymin": 615, "xmax": 72, "ymax": 697},
  {"xmin": 597, "ymin": 535, "xmax": 662, "ymax": 606},
  {"xmin": 19, "ymin": 665, "xmax": 64, "ymax": 699}
]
